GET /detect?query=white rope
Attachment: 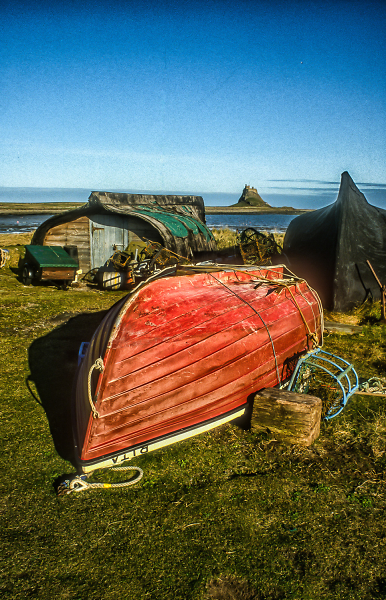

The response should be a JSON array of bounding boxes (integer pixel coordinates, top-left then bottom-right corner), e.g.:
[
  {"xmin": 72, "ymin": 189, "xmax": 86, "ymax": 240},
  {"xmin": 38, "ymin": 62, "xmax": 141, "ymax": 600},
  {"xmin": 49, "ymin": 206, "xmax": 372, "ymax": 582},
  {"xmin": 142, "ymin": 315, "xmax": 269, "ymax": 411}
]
[
  {"xmin": 87, "ymin": 358, "xmax": 104, "ymax": 418},
  {"xmin": 0, "ymin": 248, "xmax": 10, "ymax": 268},
  {"xmin": 358, "ymin": 377, "xmax": 386, "ymax": 395},
  {"xmin": 57, "ymin": 466, "xmax": 144, "ymax": 495}
]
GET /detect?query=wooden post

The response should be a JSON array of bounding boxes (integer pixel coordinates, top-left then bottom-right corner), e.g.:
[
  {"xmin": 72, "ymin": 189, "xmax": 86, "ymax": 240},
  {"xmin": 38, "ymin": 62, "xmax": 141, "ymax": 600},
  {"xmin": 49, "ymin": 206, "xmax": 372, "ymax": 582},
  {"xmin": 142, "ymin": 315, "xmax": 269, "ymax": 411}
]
[
  {"xmin": 366, "ymin": 260, "xmax": 386, "ymax": 323},
  {"xmin": 251, "ymin": 388, "xmax": 322, "ymax": 446}
]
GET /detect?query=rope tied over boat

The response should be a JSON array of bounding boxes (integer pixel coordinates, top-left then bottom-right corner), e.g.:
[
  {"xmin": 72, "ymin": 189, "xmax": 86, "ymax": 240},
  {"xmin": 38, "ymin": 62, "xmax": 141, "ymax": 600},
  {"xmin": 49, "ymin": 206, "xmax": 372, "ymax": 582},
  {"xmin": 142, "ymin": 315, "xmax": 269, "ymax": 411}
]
[
  {"xmin": 247, "ymin": 266, "xmax": 323, "ymax": 349},
  {"xmin": 276, "ymin": 282, "xmax": 320, "ymax": 349},
  {"xmin": 57, "ymin": 465, "xmax": 144, "ymax": 496},
  {"xmin": 209, "ymin": 272, "xmax": 282, "ymax": 384},
  {"xmin": 209, "ymin": 267, "xmax": 322, "ymax": 385},
  {"xmin": 87, "ymin": 358, "xmax": 104, "ymax": 418}
]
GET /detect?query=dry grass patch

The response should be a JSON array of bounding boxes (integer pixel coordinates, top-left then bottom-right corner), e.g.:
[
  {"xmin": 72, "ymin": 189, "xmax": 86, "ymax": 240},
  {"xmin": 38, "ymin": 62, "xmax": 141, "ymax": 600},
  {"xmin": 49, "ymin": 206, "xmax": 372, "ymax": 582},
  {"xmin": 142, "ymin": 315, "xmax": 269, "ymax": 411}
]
[
  {"xmin": 324, "ymin": 311, "xmax": 361, "ymax": 325},
  {"xmin": 0, "ymin": 231, "xmax": 34, "ymax": 247},
  {"xmin": 211, "ymin": 228, "xmax": 238, "ymax": 249},
  {"xmin": 211, "ymin": 228, "xmax": 284, "ymax": 254},
  {"xmin": 206, "ymin": 576, "xmax": 258, "ymax": 600}
]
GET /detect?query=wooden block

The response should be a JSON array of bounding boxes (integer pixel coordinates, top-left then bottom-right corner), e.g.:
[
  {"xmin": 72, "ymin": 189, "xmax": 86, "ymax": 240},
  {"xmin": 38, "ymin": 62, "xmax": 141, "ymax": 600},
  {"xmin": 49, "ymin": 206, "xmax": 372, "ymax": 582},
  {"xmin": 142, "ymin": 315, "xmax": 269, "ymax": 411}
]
[{"xmin": 252, "ymin": 388, "xmax": 322, "ymax": 446}]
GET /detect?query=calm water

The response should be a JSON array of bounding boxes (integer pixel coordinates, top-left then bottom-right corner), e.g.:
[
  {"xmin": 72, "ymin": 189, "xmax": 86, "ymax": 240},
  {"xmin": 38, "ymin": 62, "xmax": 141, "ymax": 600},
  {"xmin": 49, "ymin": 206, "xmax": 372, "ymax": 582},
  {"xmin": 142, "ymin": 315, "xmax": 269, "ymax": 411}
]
[
  {"xmin": 205, "ymin": 213, "xmax": 296, "ymax": 233},
  {"xmin": 1, "ymin": 182, "xmax": 384, "ymax": 234},
  {"xmin": 0, "ymin": 214, "xmax": 55, "ymax": 234},
  {"xmin": 0, "ymin": 212, "xmax": 295, "ymax": 234},
  {"xmin": 1, "ymin": 183, "xmax": 385, "ymax": 210}
]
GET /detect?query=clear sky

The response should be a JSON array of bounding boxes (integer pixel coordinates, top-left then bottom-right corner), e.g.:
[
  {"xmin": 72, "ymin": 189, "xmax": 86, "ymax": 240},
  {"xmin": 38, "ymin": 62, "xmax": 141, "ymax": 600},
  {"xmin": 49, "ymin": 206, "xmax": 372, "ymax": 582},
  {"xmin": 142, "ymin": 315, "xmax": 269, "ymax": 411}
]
[{"xmin": 1, "ymin": 0, "xmax": 385, "ymax": 197}]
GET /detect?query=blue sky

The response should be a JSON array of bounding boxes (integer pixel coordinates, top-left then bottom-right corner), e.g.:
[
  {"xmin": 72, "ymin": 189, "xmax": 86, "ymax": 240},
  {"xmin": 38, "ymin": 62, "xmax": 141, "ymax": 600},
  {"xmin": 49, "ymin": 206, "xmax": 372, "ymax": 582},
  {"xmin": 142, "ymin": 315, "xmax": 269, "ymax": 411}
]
[{"xmin": 1, "ymin": 0, "xmax": 385, "ymax": 202}]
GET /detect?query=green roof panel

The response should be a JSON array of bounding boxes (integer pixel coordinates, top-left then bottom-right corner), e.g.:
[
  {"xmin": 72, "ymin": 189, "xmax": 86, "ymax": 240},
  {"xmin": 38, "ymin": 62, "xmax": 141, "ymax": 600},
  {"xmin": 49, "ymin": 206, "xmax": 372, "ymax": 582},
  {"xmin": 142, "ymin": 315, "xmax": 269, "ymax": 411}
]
[
  {"xmin": 133, "ymin": 206, "xmax": 213, "ymax": 241},
  {"xmin": 25, "ymin": 245, "xmax": 78, "ymax": 268}
]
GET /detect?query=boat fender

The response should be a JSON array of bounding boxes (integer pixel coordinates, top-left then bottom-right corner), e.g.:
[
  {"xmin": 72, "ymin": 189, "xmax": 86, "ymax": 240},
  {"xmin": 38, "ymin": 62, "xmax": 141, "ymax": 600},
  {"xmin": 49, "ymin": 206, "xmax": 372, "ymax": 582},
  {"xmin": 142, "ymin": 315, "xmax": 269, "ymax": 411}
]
[{"xmin": 57, "ymin": 466, "xmax": 144, "ymax": 496}]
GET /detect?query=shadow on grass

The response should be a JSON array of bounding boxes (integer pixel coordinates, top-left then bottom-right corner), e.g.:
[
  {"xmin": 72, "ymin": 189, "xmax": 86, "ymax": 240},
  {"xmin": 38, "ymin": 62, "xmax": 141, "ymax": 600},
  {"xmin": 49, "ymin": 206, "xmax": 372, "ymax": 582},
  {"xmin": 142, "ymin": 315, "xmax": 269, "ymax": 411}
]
[{"xmin": 27, "ymin": 310, "xmax": 108, "ymax": 467}]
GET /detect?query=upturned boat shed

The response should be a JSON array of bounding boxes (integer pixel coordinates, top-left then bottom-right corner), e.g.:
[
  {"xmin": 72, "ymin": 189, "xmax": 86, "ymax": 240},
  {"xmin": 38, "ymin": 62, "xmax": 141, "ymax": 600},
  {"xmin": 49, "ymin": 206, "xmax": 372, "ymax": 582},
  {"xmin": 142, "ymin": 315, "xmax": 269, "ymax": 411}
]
[{"xmin": 31, "ymin": 192, "xmax": 216, "ymax": 274}]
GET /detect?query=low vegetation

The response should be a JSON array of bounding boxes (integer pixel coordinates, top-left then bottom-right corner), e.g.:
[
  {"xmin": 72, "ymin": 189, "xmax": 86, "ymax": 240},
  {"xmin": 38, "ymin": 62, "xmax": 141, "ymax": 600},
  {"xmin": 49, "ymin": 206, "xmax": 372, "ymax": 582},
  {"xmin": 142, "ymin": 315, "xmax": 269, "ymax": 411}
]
[
  {"xmin": 0, "ymin": 230, "xmax": 385, "ymax": 600},
  {"xmin": 211, "ymin": 228, "xmax": 284, "ymax": 251}
]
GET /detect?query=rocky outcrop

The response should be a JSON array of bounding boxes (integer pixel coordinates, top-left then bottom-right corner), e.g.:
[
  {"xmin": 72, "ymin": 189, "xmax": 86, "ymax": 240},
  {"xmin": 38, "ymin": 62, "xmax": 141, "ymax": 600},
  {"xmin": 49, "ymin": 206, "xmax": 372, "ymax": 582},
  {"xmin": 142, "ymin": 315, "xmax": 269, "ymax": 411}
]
[{"xmin": 231, "ymin": 185, "xmax": 270, "ymax": 208}]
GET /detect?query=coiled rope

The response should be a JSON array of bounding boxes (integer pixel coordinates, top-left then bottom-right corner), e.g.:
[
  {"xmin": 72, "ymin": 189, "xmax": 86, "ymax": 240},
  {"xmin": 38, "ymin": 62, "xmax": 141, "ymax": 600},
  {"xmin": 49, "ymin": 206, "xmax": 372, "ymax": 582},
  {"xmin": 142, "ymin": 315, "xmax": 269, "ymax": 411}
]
[
  {"xmin": 358, "ymin": 377, "xmax": 386, "ymax": 396},
  {"xmin": 57, "ymin": 465, "xmax": 144, "ymax": 496},
  {"xmin": 0, "ymin": 248, "xmax": 10, "ymax": 268}
]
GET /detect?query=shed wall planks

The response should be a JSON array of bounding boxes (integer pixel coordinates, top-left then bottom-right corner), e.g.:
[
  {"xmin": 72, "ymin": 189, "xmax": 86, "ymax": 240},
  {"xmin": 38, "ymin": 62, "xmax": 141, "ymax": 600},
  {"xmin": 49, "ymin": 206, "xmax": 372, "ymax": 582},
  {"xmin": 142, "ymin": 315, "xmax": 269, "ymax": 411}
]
[{"xmin": 43, "ymin": 217, "xmax": 91, "ymax": 273}]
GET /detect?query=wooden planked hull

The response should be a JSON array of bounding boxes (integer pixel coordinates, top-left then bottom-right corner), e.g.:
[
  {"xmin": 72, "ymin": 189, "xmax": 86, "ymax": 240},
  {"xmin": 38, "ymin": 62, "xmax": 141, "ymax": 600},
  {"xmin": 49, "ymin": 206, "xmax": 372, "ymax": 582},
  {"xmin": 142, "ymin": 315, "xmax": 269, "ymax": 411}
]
[{"xmin": 73, "ymin": 266, "xmax": 323, "ymax": 472}]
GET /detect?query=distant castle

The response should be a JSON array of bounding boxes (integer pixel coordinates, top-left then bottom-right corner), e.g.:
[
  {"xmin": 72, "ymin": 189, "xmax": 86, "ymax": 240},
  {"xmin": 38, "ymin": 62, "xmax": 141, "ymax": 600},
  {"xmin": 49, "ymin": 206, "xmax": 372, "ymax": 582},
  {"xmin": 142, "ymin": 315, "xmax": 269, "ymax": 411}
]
[
  {"xmin": 230, "ymin": 184, "xmax": 270, "ymax": 208},
  {"xmin": 244, "ymin": 185, "xmax": 258, "ymax": 194}
]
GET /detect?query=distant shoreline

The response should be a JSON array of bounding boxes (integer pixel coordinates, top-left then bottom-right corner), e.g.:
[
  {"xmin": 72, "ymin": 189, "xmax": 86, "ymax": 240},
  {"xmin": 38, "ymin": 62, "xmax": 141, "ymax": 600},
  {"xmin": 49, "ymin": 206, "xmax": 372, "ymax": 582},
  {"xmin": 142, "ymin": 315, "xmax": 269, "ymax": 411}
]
[
  {"xmin": 0, "ymin": 202, "xmax": 85, "ymax": 215},
  {"xmin": 0, "ymin": 202, "xmax": 311, "ymax": 216},
  {"xmin": 205, "ymin": 206, "xmax": 311, "ymax": 215}
]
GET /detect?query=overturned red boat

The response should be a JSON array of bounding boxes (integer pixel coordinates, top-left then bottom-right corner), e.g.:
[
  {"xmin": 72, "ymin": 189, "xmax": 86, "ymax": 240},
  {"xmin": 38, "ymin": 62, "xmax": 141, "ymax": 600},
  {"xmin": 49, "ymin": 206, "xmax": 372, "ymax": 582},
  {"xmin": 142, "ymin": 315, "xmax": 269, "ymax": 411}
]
[{"xmin": 73, "ymin": 266, "xmax": 323, "ymax": 473}]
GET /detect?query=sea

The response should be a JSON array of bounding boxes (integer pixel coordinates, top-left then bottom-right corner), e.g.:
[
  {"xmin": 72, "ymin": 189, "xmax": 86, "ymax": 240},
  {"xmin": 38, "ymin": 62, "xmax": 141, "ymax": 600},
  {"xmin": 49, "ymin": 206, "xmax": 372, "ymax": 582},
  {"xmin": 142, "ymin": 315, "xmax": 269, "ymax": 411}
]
[
  {"xmin": 0, "ymin": 212, "xmax": 297, "ymax": 235},
  {"xmin": 1, "ymin": 182, "xmax": 385, "ymax": 235}
]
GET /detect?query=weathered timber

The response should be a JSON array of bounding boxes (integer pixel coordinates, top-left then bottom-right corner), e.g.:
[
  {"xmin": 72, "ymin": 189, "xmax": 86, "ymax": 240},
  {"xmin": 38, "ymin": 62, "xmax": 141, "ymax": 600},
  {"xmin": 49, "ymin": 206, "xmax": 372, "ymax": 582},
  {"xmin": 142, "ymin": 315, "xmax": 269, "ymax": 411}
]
[
  {"xmin": 324, "ymin": 320, "xmax": 363, "ymax": 334},
  {"xmin": 43, "ymin": 216, "xmax": 90, "ymax": 273},
  {"xmin": 252, "ymin": 388, "xmax": 322, "ymax": 446},
  {"xmin": 40, "ymin": 267, "xmax": 77, "ymax": 281},
  {"xmin": 32, "ymin": 193, "xmax": 216, "ymax": 272}
]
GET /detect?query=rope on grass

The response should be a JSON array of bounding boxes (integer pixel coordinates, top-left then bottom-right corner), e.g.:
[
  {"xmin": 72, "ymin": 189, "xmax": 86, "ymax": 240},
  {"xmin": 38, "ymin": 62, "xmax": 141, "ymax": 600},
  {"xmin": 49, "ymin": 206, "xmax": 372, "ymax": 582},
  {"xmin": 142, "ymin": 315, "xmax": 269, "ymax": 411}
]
[
  {"xmin": 358, "ymin": 377, "xmax": 386, "ymax": 395},
  {"xmin": 57, "ymin": 466, "xmax": 144, "ymax": 496},
  {"xmin": 0, "ymin": 248, "xmax": 10, "ymax": 268}
]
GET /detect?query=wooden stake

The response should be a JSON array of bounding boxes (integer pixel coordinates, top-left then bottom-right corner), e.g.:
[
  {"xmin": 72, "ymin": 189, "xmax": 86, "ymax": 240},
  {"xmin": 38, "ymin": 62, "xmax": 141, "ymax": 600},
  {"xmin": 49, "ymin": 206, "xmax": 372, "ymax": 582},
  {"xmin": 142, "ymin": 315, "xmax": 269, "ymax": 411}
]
[{"xmin": 366, "ymin": 260, "xmax": 386, "ymax": 323}]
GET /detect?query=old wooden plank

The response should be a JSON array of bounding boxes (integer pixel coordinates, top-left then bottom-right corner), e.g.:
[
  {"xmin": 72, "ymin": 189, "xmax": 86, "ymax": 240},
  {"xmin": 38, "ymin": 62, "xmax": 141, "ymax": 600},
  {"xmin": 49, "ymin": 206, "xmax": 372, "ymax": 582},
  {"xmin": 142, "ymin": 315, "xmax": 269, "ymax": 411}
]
[
  {"xmin": 41, "ymin": 267, "xmax": 76, "ymax": 280},
  {"xmin": 324, "ymin": 320, "xmax": 363, "ymax": 334},
  {"xmin": 252, "ymin": 388, "xmax": 322, "ymax": 446},
  {"xmin": 43, "ymin": 217, "xmax": 91, "ymax": 272}
]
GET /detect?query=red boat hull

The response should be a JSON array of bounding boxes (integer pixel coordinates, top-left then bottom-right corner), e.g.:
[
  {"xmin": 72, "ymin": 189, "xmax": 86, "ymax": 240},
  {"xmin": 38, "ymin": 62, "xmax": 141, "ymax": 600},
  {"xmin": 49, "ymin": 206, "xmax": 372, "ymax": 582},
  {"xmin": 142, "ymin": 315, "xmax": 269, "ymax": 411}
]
[{"xmin": 73, "ymin": 266, "xmax": 322, "ymax": 472}]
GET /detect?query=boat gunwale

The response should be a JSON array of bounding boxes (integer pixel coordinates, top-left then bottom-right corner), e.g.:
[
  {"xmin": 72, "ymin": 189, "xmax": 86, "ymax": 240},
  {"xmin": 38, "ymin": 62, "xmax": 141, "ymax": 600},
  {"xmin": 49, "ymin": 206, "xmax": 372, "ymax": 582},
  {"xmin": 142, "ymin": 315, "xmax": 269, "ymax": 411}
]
[{"xmin": 78, "ymin": 404, "xmax": 249, "ymax": 472}]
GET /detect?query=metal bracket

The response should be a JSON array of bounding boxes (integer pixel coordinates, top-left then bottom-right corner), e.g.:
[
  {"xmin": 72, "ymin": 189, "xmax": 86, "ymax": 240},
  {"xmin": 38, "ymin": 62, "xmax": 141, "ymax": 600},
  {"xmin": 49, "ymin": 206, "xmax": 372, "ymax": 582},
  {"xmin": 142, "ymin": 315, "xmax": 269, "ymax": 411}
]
[{"xmin": 287, "ymin": 348, "xmax": 359, "ymax": 420}]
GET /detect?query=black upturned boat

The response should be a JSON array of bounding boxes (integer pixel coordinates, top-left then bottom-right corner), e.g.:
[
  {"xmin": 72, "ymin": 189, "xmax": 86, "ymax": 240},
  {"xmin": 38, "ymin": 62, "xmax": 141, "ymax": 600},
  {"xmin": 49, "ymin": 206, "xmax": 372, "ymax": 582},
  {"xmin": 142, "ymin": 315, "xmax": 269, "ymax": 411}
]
[{"xmin": 283, "ymin": 171, "xmax": 386, "ymax": 311}]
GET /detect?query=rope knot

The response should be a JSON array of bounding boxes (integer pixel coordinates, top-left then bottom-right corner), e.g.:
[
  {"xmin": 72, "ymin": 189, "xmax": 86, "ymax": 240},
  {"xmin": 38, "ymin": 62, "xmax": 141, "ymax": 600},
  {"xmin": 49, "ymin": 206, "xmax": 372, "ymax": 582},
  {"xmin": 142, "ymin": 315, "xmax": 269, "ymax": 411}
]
[
  {"xmin": 95, "ymin": 358, "xmax": 104, "ymax": 372},
  {"xmin": 307, "ymin": 332, "xmax": 320, "ymax": 349}
]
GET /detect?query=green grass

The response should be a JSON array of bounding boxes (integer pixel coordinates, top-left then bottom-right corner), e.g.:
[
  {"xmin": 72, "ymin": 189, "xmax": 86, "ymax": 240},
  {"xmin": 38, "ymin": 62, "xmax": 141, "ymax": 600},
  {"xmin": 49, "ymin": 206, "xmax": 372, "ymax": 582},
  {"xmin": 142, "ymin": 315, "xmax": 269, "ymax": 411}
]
[{"xmin": 1, "ymin": 235, "xmax": 386, "ymax": 599}]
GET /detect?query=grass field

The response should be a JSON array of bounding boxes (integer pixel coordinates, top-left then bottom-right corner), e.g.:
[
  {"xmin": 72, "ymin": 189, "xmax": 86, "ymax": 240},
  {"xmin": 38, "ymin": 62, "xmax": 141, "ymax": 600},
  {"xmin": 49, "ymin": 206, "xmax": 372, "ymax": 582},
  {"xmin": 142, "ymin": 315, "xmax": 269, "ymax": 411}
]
[{"xmin": 1, "ymin": 231, "xmax": 386, "ymax": 600}]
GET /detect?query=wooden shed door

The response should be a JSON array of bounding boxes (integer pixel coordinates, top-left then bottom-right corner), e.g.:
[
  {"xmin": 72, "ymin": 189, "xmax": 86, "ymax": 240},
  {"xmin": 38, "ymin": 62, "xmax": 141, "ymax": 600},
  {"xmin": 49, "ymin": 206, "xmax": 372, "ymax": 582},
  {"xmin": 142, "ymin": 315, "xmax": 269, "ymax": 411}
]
[{"xmin": 90, "ymin": 214, "xmax": 129, "ymax": 269}]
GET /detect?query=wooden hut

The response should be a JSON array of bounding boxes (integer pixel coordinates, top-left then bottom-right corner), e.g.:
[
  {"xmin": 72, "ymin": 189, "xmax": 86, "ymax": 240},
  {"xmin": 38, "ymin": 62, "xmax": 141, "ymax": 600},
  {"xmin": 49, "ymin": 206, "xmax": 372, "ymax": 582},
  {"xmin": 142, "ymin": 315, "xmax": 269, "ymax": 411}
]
[{"xmin": 32, "ymin": 192, "xmax": 216, "ymax": 274}]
